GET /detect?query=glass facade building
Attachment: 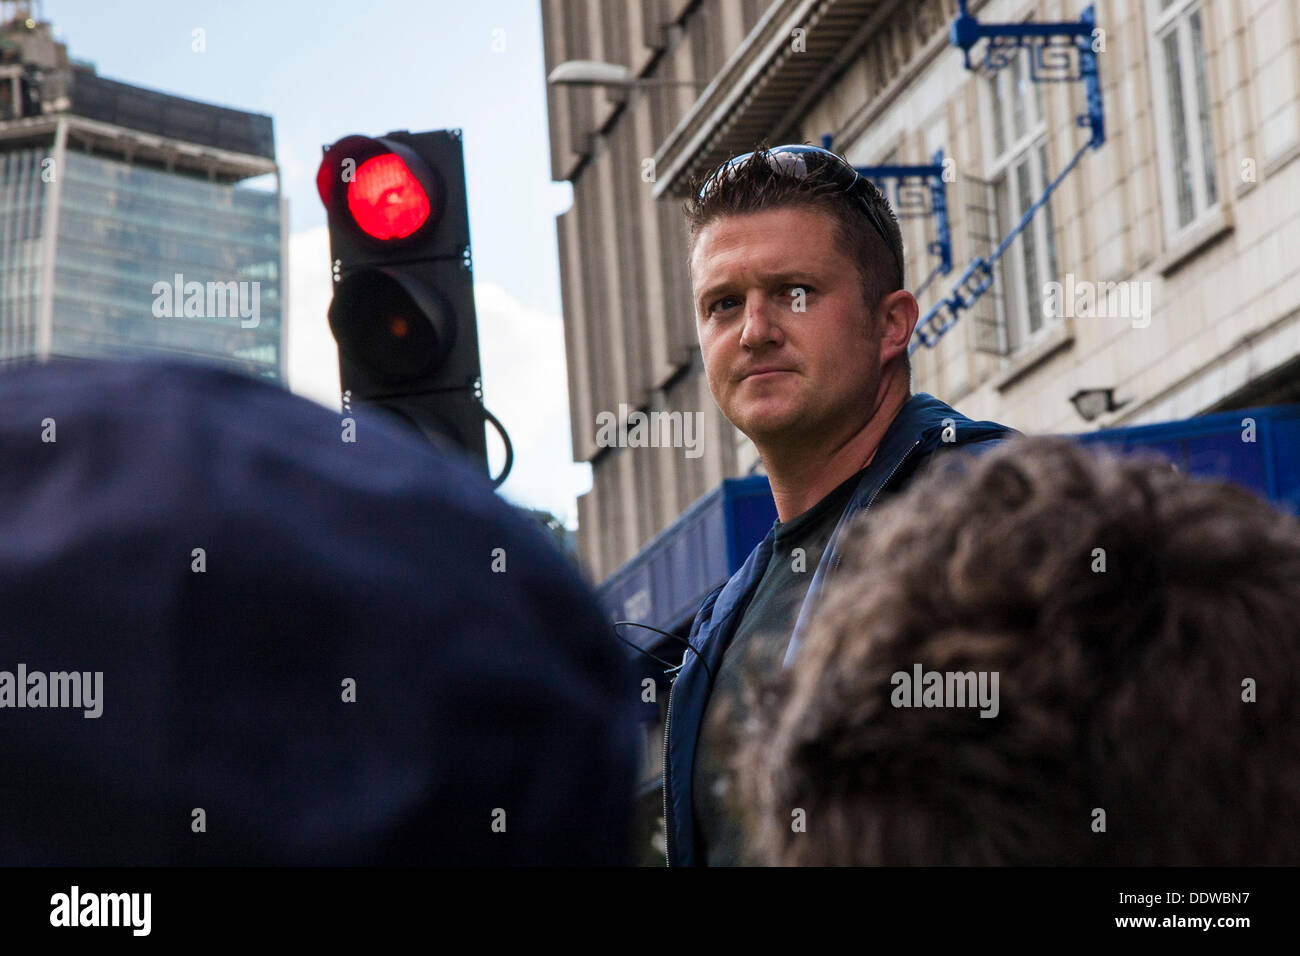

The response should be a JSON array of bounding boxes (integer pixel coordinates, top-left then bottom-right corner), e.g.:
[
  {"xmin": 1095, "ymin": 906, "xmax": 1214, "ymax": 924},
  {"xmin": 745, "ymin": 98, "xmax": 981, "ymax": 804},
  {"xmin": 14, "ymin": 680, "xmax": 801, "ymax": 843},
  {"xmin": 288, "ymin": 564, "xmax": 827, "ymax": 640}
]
[
  {"xmin": 55, "ymin": 151, "xmax": 283, "ymax": 379},
  {"xmin": 0, "ymin": 147, "xmax": 45, "ymax": 362},
  {"xmin": 0, "ymin": 143, "xmax": 284, "ymax": 382}
]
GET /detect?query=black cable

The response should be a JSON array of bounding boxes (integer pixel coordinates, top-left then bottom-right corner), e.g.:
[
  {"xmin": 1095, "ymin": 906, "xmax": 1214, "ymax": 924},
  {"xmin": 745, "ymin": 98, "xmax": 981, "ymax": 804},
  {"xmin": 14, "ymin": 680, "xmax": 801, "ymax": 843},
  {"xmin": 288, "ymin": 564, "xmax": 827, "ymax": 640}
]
[
  {"xmin": 614, "ymin": 620, "xmax": 714, "ymax": 683},
  {"xmin": 482, "ymin": 403, "xmax": 513, "ymax": 489},
  {"xmin": 477, "ymin": 408, "xmax": 708, "ymax": 680},
  {"xmin": 476, "ymin": 406, "xmax": 710, "ymax": 679},
  {"xmin": 611, "ymin": 626, "xmax": 678, "ymax": 672}
]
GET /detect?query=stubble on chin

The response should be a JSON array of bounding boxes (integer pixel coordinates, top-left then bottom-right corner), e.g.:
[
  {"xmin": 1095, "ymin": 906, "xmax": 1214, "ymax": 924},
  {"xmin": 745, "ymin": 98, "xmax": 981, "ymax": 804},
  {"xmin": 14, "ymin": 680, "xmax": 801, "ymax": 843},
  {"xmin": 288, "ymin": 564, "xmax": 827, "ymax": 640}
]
[{"xmin": 730, "ymin": 397, "xmax": 806, "ymax": 447}]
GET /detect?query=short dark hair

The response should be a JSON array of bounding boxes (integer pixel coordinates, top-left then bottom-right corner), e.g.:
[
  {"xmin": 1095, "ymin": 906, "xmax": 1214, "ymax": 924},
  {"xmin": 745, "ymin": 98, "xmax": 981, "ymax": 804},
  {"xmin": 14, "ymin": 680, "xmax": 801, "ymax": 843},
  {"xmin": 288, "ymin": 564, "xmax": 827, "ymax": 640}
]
[
  {"xmin": 734, "ymin": 436, "xmax": 1300, "ymax": 865},
  {"xmin": 684, "ymin": 144, "xmax": 906, "ymax": 324}
]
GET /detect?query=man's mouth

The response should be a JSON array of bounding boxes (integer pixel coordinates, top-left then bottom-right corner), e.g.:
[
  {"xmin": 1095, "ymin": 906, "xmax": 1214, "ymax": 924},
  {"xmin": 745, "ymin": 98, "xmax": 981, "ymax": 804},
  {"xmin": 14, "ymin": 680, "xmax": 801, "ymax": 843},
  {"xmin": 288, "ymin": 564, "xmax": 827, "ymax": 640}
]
[{"xmin": 739, "ymin": 367, "xmax": 794, "ymax": 381}]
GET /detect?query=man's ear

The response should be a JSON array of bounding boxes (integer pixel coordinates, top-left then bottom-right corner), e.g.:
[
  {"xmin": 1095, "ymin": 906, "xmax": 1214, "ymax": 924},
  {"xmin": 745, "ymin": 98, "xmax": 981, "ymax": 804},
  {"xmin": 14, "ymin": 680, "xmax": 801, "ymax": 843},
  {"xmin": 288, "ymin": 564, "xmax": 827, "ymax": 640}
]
[{"xmin": 878, "ymin": 290, "xmax": 919, "ymax": 368}]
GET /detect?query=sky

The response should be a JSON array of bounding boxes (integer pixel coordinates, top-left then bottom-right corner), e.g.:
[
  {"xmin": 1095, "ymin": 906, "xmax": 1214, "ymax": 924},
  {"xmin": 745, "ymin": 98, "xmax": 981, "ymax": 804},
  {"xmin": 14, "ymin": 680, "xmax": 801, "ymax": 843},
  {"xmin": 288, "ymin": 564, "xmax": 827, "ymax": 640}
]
[{"xmin": 38, "ymin": 0, "xmax": 590, "ymax": 525}]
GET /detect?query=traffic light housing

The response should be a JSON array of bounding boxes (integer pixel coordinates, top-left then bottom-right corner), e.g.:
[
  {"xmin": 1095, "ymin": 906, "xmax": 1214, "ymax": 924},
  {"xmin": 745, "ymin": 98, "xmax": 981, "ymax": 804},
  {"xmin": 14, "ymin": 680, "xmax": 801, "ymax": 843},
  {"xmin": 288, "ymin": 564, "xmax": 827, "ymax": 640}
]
[{"xmin": 317, "ymin": 130, "xmax": 488, "ymax": 475}]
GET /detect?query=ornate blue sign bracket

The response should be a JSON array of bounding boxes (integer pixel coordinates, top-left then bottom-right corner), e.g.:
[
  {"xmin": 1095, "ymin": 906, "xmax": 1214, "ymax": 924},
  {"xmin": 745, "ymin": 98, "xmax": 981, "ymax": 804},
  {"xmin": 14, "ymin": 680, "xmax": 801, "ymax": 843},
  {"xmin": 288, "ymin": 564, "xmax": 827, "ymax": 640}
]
[
  {"xmin": 910, "ymin": 1, "xmax": 1105, "ymax": 352},
  {"xmin": 950, "ymin": 0, "xmax": 1104, "ymax": 150}
]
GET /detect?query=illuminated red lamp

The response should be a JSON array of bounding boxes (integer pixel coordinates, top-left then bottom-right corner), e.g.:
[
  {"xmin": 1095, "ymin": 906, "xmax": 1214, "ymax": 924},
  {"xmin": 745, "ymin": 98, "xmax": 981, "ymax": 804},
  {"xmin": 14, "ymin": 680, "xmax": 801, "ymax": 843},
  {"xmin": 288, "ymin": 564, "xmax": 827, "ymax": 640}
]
[
  {"xmin": 316, "ymin": 134, "xmax": 439, "ymax": 243},
  {"xmin": 347, "ymin": 153, "xmax": 432, "ymax": 240}
]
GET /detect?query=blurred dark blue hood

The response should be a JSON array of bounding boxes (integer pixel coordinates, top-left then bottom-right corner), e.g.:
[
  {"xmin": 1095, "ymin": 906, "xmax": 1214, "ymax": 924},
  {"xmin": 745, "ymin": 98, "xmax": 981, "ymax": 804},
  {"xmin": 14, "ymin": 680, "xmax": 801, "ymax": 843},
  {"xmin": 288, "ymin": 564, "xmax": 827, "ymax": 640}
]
[{"xmin": 0, "ymin": 357, "xmax": 638, "ymax": 865}]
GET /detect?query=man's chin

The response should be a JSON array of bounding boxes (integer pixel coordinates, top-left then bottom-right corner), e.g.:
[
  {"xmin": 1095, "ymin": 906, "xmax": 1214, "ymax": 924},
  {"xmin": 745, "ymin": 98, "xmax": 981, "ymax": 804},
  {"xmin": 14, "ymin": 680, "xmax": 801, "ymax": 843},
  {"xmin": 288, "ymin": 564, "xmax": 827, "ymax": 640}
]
[{"xmin": 733, "ymin": 407, "xmax": 808, "ymax": 445}]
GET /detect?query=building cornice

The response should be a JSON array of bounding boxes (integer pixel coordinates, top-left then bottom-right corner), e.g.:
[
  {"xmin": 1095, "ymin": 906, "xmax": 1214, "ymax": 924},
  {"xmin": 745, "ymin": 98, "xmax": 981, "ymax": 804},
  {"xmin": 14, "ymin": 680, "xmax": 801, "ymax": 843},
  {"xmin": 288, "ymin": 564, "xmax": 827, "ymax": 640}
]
[
  {"xmin": 651, "ymin": 0, "xmax": 829, "ymax": 199},
  {"xmin": 650, "ymin": 0, "xmax": 994, "ymax": 199},
  {"xmin": 0, "ymin": 113, "xmax": 277, "ymax": 182}
]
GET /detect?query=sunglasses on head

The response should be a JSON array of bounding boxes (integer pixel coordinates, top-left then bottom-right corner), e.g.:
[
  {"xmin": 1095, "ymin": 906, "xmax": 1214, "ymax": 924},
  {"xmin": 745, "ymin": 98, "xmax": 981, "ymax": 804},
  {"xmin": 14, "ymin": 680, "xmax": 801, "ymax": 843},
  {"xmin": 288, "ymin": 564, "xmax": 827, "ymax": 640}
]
[{"xmin": 698, "ymin": 144, "xmax": 905, "ymax": 293}]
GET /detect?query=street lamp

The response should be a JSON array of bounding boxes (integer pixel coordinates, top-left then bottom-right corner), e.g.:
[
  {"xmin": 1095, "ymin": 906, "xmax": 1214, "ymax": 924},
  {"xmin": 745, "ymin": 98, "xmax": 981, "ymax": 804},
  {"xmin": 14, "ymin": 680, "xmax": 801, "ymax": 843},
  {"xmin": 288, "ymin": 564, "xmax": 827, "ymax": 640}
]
[
  {"xmin": 547, "ymin": 59, "xmax": 706, "ymax": 89},
  {"xmin": 1070, "ymin": 388, "xmax": 1127, "ymax": 422}
]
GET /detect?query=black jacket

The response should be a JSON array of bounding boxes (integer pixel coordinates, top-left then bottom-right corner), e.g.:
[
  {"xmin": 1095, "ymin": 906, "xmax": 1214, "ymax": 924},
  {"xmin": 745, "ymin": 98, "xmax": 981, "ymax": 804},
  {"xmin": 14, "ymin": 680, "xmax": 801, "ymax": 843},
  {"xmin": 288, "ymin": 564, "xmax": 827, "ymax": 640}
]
[{"xmin": 663, "ymin": 392, "xmax": 1017, "ymax": 866}]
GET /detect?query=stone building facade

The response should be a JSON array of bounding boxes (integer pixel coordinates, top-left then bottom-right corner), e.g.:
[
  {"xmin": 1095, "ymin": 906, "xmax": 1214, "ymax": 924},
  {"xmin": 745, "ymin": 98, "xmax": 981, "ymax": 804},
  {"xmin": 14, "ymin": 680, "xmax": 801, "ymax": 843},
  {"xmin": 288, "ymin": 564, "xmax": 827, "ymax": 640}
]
[{"xmin": 543, "ymin": 0, "xmax": 1300, "ymax": 584}]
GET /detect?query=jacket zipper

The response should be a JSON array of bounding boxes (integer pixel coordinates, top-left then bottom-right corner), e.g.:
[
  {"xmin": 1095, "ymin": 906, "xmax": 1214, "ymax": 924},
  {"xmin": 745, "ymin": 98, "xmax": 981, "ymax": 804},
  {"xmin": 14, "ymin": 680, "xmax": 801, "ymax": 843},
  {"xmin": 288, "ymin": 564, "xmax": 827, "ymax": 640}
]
[{"xmin": 661, "ymin": 674, "xmax": 675, "ymax": 866}]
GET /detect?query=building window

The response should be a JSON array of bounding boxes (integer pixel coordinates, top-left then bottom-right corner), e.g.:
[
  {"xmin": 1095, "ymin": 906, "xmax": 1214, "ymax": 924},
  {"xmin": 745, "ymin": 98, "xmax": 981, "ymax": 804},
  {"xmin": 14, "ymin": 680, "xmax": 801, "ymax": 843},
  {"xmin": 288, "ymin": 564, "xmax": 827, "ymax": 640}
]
[
  {"xmin": 984, "ymin": 46, "xmax": 1059, "ymax": 354},
  {"xmin": 1148, "ymin": 0, "xmax": 1219, "ymax": 237}
]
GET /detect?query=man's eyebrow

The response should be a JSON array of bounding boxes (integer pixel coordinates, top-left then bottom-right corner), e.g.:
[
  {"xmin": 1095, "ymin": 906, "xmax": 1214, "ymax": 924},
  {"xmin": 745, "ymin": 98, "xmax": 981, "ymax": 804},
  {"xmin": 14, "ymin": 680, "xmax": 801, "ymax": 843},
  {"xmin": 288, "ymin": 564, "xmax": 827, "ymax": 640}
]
[{"xmin": 767, "ymin": 272, "xmax": 819, "ymax": 287}]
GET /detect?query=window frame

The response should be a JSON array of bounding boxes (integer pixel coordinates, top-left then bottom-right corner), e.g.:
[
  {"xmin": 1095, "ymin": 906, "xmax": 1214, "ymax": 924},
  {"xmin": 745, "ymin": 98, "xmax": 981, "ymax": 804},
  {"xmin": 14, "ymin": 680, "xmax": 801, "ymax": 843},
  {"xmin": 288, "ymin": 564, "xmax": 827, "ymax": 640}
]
[
  {"xmin": 1146, "ymin": 0, "xmax": 1221, "ymax": 243},
  {"xmin": 981, "ymin": 44, "xmax": 1060, "ymax": 356}
]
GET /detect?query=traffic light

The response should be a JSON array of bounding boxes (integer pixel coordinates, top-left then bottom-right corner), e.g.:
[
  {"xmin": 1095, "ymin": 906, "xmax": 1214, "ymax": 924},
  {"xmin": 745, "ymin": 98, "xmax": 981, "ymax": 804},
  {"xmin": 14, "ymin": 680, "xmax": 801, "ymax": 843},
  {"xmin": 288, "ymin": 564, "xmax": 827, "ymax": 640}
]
[{"xmin": 317, "ymin": 129, "xmax": 490, "ymax": 476}]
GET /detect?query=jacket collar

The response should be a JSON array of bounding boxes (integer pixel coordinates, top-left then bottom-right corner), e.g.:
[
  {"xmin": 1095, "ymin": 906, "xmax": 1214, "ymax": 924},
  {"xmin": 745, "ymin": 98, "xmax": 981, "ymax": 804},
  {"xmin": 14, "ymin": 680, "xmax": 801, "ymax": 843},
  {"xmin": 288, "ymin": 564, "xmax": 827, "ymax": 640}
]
[
  {"xmin": 700, "ymin": 392, "xmax": 1007, "ymax": 662},
  {"xmin": 777, "ymin": 392, "xmax": 1016, "ymax": 664},
  {"xmin": 838, "ymin": 391, "xmax": 1009, "ymax": 511}
]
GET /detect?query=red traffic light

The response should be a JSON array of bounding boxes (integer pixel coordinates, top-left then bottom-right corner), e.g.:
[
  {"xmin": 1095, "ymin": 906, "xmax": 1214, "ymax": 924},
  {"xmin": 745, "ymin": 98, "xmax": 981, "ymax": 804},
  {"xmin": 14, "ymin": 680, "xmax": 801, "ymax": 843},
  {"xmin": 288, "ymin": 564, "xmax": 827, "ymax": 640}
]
[
  {"xmin": 348, "ymin": 153, "xmax": 431, "ymax": 240},
  {"xmin": 317, "ymin": 134, "xmax": 440, "ymax": 242}
]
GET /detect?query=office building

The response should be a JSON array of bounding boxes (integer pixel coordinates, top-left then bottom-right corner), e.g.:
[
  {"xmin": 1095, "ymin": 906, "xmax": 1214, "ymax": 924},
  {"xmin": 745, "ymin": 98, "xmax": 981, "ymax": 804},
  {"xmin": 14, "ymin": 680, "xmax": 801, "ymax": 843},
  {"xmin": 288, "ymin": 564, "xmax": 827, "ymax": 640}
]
[{"xmin": 0, "ymin": 6, "xmax": 286, "ymax": 382}]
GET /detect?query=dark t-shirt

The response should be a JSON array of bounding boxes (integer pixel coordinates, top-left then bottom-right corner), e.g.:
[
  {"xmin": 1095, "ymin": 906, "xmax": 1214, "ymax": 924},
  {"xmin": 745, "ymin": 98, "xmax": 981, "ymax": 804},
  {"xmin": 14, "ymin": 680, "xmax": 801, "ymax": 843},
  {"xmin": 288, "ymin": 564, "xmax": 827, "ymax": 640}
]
[{"xmin": 692, "ymin": 466, "xmax": 866, "ymax": 866}]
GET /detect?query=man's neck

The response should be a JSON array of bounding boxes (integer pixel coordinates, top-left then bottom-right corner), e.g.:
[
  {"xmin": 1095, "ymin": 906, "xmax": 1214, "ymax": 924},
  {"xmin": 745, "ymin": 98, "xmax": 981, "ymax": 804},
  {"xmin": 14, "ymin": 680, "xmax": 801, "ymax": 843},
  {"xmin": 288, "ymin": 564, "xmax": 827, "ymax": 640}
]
[{"xmin": 761, "ymin": 377, "xmax": 911, "ymax": 523}]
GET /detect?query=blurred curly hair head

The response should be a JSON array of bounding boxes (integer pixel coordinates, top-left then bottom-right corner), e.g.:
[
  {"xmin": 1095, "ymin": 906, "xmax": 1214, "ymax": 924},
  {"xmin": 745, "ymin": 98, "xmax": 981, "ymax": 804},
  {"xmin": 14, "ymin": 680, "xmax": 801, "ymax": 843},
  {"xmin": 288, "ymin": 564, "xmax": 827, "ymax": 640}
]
[{"xmin": 733, "ymin": 435, "xmax": 1300, "ymax": 865}]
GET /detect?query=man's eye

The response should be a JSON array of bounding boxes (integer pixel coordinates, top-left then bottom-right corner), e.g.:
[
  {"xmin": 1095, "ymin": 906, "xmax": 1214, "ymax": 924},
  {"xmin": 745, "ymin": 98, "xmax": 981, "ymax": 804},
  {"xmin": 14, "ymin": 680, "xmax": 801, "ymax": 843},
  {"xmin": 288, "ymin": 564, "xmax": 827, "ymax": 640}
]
[
  {"xmin": 780, "ymin": 286, "xmax": 811, "ymax": 310},
  {"xmin": 709, "ymin": 296, "xmax": 740, "ymax": 315}
]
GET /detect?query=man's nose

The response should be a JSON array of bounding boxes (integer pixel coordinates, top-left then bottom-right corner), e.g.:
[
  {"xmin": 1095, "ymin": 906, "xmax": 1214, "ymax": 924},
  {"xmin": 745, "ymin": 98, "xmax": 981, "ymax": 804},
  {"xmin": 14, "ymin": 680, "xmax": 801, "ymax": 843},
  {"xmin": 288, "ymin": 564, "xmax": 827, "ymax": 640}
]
[{"xmin": 739, "ymin": 296, "xmax": 783, "ymax": 350}]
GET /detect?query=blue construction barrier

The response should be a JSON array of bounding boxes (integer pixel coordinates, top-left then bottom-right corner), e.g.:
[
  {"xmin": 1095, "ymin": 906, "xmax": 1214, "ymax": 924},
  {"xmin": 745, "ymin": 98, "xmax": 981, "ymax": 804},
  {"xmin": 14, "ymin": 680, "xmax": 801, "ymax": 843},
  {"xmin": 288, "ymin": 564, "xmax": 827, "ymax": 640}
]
[
  {"xmin": 599, "ymin": 475, "xmax": 776, "ymax": 651},
  {"xmin": 1075, "ymin": 403, "xmax": 1300, "ymax": 515},
  {"xmin": 599, "ymin": 403, "xmax": 1300, "ymax": 649}
]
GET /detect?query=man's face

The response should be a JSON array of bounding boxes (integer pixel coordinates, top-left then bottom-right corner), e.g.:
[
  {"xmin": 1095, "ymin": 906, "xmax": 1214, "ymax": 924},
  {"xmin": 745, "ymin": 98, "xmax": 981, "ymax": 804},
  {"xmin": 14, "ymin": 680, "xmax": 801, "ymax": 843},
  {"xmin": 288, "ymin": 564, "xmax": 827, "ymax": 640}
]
[{"xmin": 691, "ymin": 205, "xmax": 884, "ymax": 449}]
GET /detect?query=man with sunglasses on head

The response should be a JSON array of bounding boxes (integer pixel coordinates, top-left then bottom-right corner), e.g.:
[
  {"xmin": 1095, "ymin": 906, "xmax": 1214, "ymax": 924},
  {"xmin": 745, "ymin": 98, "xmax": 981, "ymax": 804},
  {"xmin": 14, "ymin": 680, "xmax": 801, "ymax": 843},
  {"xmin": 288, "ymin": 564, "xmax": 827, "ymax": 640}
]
[{"xmin": 664, "ymin": 144, "xmax": 1016, "ymax": 866}]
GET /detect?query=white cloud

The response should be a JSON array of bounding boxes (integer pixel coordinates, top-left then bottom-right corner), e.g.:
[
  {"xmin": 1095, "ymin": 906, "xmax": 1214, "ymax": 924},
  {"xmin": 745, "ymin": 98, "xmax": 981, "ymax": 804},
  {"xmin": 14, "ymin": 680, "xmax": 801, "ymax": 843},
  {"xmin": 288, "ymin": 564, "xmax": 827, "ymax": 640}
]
[
  {"xmin": 284, "ymin": 230, "xmax": 590, "ymax": 526},
  {"xmin": 285, "ymin": 226, "xmax": 341, "ymax": 411},
  {"xmin": 475, "ymin": 281, "xmax": 592, "ymax": 527}
]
